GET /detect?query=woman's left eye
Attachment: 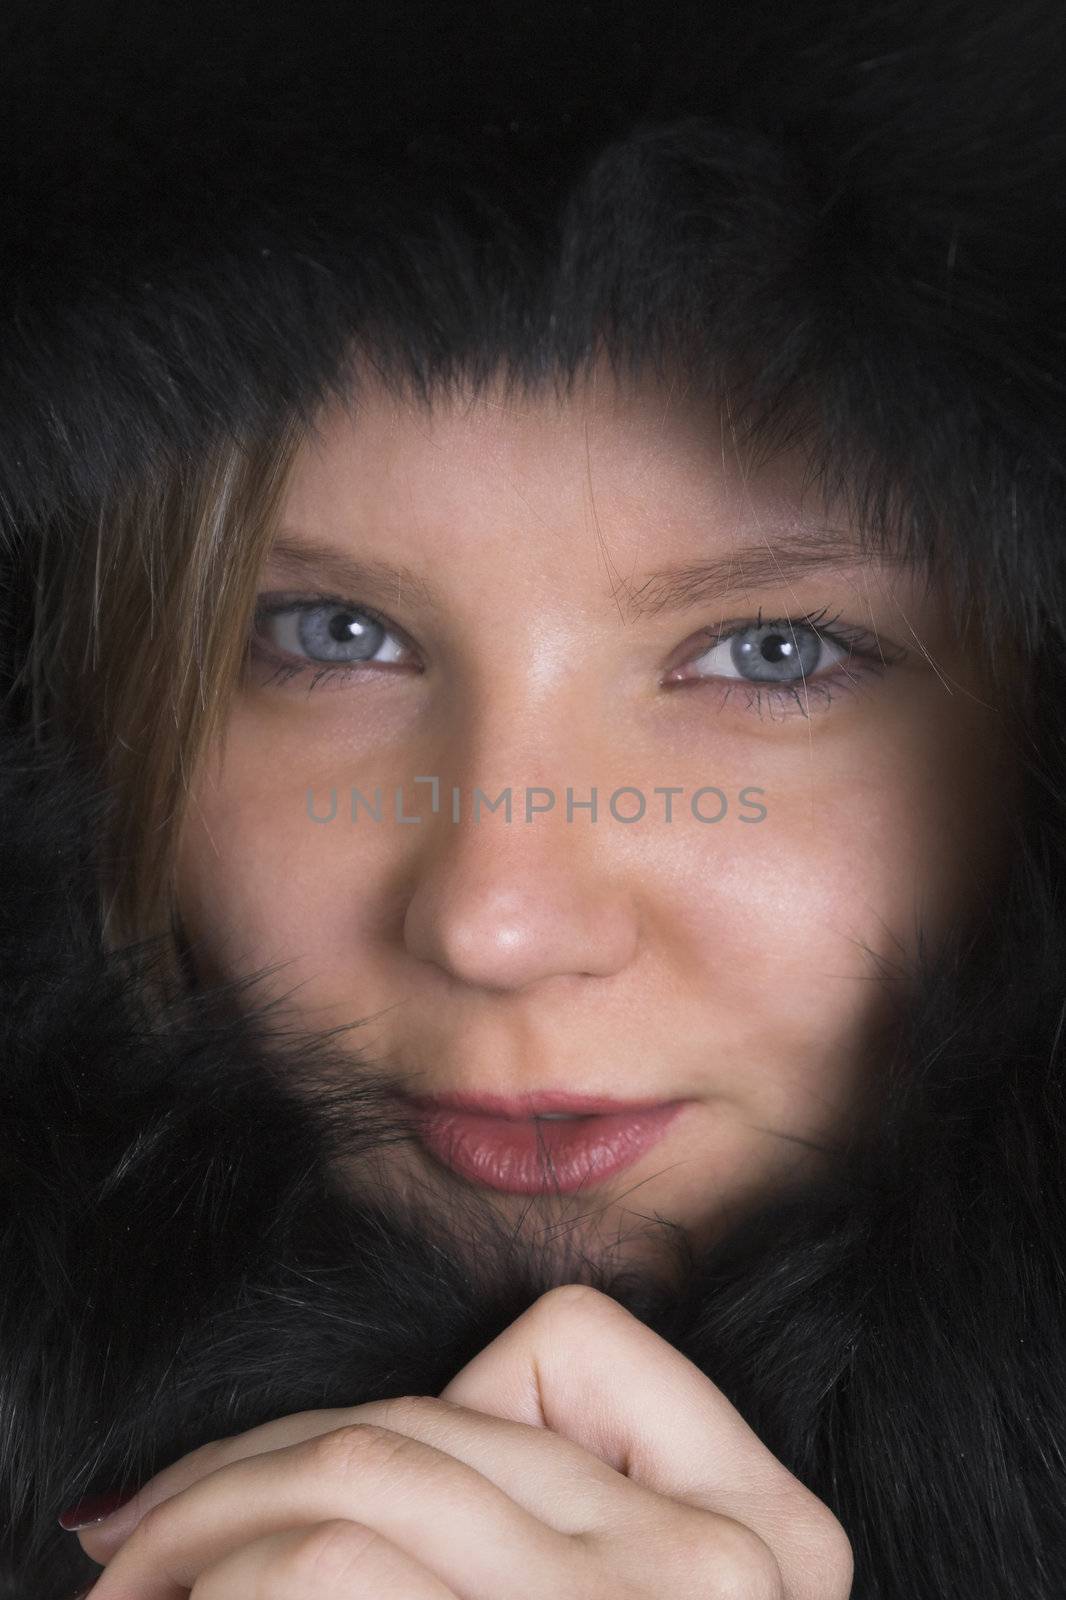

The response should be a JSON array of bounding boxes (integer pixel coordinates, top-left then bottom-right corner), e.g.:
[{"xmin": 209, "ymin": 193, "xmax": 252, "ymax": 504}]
[
  {"xmin": 664, "ymin": 610, "xmax": 897, "ymax": 716},
  {"xmin": 249, "ymin": 597, "xmax": 417, "ymax": 688}
]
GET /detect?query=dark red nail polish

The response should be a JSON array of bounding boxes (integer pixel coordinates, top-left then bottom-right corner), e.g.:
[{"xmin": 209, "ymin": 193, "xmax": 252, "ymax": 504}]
[{"xmin": 57, "ymin": 1487, "xmax": 137, "ymax": 1530}]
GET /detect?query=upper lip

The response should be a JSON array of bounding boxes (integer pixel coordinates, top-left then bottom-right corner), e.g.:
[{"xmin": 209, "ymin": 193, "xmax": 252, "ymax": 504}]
[{"xmin": 400, "ymin": 1089, "xmax": 679, "ymax": 1119}]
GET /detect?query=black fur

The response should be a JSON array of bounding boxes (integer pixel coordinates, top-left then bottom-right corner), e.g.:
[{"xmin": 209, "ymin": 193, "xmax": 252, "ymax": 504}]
[{"xmin": 2, "ymin": 2, "xmax": 1066, "ymax": 1595}]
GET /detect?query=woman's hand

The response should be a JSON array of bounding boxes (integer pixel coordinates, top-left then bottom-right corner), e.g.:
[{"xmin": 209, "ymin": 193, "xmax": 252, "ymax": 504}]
[{"xmin": 71, "ymin": 1284, "xmax": 853, "ymax": 1598}]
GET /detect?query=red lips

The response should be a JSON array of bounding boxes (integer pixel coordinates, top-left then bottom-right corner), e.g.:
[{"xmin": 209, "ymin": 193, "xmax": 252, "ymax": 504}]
[{"xmin": 407, "ymin": 1100, "xmax": 688, "ymax": 1194}]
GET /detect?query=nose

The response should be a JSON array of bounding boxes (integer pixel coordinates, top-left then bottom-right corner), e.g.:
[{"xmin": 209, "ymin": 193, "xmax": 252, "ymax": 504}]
[{"xmin": 402, "ymin": 788, "xmax": 640, "ymax": 993}]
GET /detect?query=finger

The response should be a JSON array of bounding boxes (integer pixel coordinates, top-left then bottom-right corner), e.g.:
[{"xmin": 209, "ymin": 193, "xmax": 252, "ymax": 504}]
[
  {"xmin": 78, "ymin": 1419, "xmax": 585, "ymax": 1600},
  {"xmin": 438, "ymin": 1284, "xmax": 849, "ymax": 1595},
  {"xmin": 79, "ymin": 1393, "xmax": 787, "ymax": 1600},
  {"xmin": 78, "ymin": 1284, "xmax": 848, "ymax": 1597},
  {"xmin": 191, "ymin": 1519, "xmax": 461, "ymax": 1600},
  {"xmin": 84, "ymin": 1277, "xmax": 805, "ymax": 1555},
  {"xmin": 441, "ymin": 1285, "xmax": 800, "ymax": 1500},
  {"xmin": 81, "ymin": 1282, "xmax": 779, "ymax": 1560},
  {"xmin": 77, "ymin": 1396, "xmax": 631, "ymax": 1563}
]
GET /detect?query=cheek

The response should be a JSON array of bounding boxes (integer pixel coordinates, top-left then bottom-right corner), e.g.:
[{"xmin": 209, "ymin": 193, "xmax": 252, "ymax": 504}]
[
  {"xmin": 176, "ymin": 662, "xmax": 1015, "ymax": 1080},
  {"xmin": 663, "ymin": 688, "xmax": 1015, "ymax": 1069},
  {"xmin": 174, "ymin": 738, "xmax": 393, "ymax": 983},
  {"xmin": 661, "ymin": 811, "xmax": 898, "ymax": 1100}
]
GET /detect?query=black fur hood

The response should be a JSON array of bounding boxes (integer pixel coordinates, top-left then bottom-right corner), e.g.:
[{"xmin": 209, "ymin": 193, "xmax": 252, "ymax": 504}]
[{"xmin": 2, "ymin": 3, "xmax": 1066, "ymax": 1596}]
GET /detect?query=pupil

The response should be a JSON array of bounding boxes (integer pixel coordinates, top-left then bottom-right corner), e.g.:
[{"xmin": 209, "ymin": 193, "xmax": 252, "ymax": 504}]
[
  {"xmin": 760, "ymin": 634, "xmax": 792, "ymax": 663},
  {"xmin": 297, "ymin": 603, "xmax": 386, "ymax": 661},
  {"xmin": 728, "ymin": 623, "xmax": 820, "ymax": 683},
  {"xmin": 329, "ymin": 611, "xmax": 365, "ymax": 641}
]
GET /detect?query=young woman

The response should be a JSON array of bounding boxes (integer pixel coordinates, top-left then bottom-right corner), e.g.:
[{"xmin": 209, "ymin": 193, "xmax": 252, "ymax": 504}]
[{"xmin": 1, "ymin": 2, "xmax": 1064, "ymax": 1596}]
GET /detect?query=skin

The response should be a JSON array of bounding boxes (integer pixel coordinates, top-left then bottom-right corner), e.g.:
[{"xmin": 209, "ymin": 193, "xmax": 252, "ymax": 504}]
[
  {"xmin": 175, "ymin": 360, "xmax": 1020, "ymax": 1271},
  {"xmin": 117, "ymin": 361, "xmax": 1020, "ymax": 1597},
  {"xmin": 73, "ymin": 1284, "xmax": 855, "ymax": 1598}
]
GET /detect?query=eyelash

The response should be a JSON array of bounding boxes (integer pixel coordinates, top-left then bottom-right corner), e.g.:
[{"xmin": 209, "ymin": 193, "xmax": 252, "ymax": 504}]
[
  {"xmin": 248, "ymin": 595, "xmax": 899, "ymax": 719},
  {"xmin": 674, "ymin": 604, "xmax": 899, "ymax": 720},
  {"xmin": 250, "ymin": 595, "xmax": 415, "ymax": 694}
]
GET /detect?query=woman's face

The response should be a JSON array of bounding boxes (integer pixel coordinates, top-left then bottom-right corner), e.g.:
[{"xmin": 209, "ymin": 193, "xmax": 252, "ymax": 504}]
[{"xmin": 175, "ymin": 366, "xmax": 1018, "ymax": 1271}]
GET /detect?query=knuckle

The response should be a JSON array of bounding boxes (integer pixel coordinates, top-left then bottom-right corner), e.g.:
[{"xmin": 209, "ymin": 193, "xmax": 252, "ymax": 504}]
[
  {"xmin": 119, "ymin": 1493, "xmax": 178, "ymax": 1552},
  {"xmin": 121, "ymin": 1439, "xmax": 238, "ymax": 1546},
  {"xmin": 133, "ymin": 1497, "xmax": 171, "ymax": 1538},
  {"xmin": 704, "ymin": 1517, "xmax": 784, "ymax": 1600},
  {"xmin": 375, "ymin": 1391, "xmax": 440, "ymax": 1429},
  {"xmin": 781, "ymin": 1485, "xmax": 854, "ymax": 1598},
  {"xmin": 302, "ymin": 1420, "xmax": 416, "ymax": 1482},
  {"xmin": 534, "ymin": 1283, "xmax": 621, "ymax": 1326},
  {"xmin": 805, "ymin": 1506, "xmax": 855, "ymax": 1597},
  {"xmin": 277, "ymin": 1519, "xmax": 384, "ymax": 1587}
]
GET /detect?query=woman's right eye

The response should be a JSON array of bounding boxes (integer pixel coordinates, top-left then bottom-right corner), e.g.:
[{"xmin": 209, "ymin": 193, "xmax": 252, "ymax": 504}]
[{"xmin": 252, "ymin": 597, "xmax": 415, "ymax": 677}]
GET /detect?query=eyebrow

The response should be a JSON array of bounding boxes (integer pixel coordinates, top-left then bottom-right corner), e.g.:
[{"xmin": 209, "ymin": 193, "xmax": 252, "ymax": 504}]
[
  {"xmin": 266, "ymin": 523, "xmax": 900, "ymax": 622},
  {"xmin": 265, "ymin": 533, "xmax": 441, "ymax": 612},
  {"xmin": 619, "ymin": 524, "xmax": 903, "ymax": 620}
]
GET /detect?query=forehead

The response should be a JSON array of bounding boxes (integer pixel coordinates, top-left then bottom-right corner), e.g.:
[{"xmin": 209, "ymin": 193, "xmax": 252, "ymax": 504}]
[
  {"xmin": 270, "ymin": 366, "xmax": 902, "ymax": 614},
  {"xmin": 285, "ymin": 364, "xmax": 862, "ymax": 553},
  {"xmin": 294, "ymin": 363, "xmax": 809, "ymax": 492}
]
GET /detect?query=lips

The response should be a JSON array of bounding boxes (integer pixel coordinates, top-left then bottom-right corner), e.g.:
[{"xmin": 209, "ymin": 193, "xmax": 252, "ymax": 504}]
[
  {"xmin": 405, "ymin": 1100, "xmax": 688, "ymax": 1194},
  {"xmin": 402, "ymin": 1088, "xmax": 675, "ymax": 1118}
]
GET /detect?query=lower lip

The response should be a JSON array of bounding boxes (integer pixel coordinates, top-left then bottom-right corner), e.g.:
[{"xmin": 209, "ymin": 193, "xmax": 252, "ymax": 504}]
[{"xmin": 408, "ymin": 1103, "xmax": 688, "ymax": 1194}]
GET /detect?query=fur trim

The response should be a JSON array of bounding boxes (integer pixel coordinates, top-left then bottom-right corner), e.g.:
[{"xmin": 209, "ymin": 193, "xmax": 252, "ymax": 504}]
[
  {"xmin": 0, "ymin": 1, "xmax": 1065, "ymax": 639},
  {"xmin": 1, "ymin": 2, "xmax": 1066, "ymax": 1595},
  {"xmin": 3, "ymin": 679, "xmax": 1065, "ymax": 1597}
]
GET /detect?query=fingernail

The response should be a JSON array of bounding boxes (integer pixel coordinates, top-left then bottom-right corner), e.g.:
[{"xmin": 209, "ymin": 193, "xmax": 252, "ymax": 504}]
[{"xmin": 58, "ymin": 1487, "xmax": 137, "ymax": 1531}]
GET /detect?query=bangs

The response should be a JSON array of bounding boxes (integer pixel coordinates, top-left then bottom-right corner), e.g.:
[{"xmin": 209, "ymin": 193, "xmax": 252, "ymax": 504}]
[{"xmin": 284, "ymin": 122, "xmax": 1031, "ymax": 659}]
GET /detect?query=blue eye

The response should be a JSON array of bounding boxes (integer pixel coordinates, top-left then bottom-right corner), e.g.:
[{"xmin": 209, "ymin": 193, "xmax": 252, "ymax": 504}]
[
  {"xmin": 663, "ymin": 607, "xmax": 902, "ymax": 720},
  {"xmin": 253, "ymin": 598, "xmax": 411, "ymax": 674},
  {"xmin": 259, "ymin": 600, "xmax": 405, "ymax": 664},
  {"xmin": 690, "ymin": 620, "xmax": 840, "ymax": 684},
  {"xmin": 247, "ymin": 593, "xmax": 900, "ymax": 715}
]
